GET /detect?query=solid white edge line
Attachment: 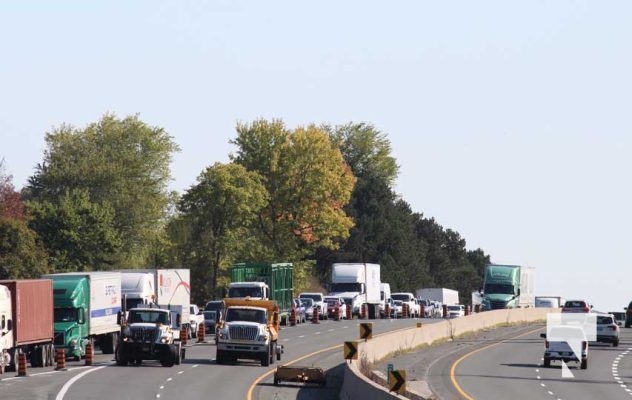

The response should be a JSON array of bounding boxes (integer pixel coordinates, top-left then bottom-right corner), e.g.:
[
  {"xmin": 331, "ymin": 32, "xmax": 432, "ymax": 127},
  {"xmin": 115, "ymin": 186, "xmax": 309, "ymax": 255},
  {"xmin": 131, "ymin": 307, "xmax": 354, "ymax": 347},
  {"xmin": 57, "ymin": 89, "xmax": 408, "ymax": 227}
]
[{"xmin": 55, "ymin": 365, "xmax": 108, "ymax": 400}]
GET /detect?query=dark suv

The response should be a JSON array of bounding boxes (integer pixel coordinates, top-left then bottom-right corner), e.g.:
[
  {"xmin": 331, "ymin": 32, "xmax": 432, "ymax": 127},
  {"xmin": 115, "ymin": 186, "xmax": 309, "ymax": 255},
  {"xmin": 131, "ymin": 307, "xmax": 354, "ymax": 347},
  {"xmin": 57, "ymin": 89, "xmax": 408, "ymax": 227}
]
[{"xmin": 625, "ymin": 301, "xmax": 632, "ymax": 328}]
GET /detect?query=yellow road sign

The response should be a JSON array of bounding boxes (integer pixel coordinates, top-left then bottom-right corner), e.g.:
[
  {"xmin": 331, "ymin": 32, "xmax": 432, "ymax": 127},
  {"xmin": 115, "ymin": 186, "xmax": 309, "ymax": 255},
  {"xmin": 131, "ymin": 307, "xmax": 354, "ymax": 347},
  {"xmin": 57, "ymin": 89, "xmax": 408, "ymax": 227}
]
[
  {"xmin": 360, "ymin": 322, "xmax": 373, "ymax": 340},
  {"xmin": 344, "ymin": 341, "xmax": 358, "ymax": 360},
  {"xmin": 389, "ymin": 370, "xmax": 406, "ymax": 394}
]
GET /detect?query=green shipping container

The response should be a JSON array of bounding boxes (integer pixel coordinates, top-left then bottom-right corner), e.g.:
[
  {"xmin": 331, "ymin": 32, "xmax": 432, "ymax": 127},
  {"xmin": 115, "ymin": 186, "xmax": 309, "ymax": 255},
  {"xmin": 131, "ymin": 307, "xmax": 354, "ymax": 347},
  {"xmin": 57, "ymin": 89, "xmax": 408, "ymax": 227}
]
[{"xmin": 229, "ymin": 263, "xmax": 294, "ymax": 312}]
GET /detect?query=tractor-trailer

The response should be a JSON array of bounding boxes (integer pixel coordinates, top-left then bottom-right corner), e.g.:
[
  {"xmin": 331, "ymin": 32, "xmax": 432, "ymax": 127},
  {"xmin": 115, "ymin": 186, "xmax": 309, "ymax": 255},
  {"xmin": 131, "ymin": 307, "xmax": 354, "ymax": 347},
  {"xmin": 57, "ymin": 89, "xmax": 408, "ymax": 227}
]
[
  {"xmin": 0, "ymin": 280, "xmax": 55, "ymax": 373},
  {"xmin": 118, "ymin": 269, "xmax": 191, "ymax": 333},
  {"xmin": 42, "ymin": 271, "xmax": 122, "ymax": 360},
  {"xmin": 416, "ymin": 288, "xmax": 460, "ymax": 305},
  {"xmin": 330, "ymin": 263, "xmax": 381, "ymax": 319},
  {"xmin": 481, "ymin": 264, "xmax": 535, "ymax": 310}
]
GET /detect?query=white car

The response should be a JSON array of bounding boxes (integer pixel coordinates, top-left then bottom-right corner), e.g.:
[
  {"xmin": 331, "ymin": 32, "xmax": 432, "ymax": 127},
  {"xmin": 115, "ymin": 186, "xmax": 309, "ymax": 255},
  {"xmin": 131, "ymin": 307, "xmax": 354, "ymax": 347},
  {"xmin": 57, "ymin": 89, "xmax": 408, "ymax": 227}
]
[
  {"xmin": 541, "ymin": 325, "xmax": 588, "ymax": 369},
  {"xmin": 391, "ymin": 292, "xmax": 420, "ymax": 318},
  {"xmin": 447, "ymin": 305, "xmax": 465, "ymax": 318},
  {"xmin": 298, "ymin": 292, "xmax": 328, "ymax": 320},
  {"xmin": 391, "ymin": 300, "xmax": 404, "ymax": 318}
]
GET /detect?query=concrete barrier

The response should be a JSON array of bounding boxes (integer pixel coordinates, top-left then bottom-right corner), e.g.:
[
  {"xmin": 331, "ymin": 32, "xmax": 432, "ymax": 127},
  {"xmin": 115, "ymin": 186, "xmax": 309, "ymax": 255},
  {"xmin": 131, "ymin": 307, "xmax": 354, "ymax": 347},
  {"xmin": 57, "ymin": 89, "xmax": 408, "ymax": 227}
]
[{"xmin": 340, "ymin": 307, "xmax": 558, "ymax": 399}]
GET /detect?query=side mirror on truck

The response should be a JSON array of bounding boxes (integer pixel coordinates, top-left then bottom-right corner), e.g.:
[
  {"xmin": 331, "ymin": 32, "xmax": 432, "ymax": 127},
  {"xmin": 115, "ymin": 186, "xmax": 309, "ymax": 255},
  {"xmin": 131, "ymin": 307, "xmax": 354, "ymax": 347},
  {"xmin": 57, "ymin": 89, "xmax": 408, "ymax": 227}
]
[{"xmin": 78, "ymin": 308, "xmax": 85, "ymax": 324}]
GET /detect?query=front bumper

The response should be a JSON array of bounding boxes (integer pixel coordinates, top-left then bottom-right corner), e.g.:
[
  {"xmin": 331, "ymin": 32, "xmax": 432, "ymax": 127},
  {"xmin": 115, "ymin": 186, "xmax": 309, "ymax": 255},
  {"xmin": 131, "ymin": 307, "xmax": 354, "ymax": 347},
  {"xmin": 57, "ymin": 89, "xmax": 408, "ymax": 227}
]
[{"xmin": 217, "ymin": 340, "xmax": 268, "ymax": 359}]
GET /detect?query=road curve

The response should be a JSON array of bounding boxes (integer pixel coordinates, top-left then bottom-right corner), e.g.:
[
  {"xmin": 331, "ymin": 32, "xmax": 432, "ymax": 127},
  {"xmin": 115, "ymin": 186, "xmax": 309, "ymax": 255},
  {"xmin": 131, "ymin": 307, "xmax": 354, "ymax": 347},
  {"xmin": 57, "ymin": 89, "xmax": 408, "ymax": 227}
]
[{"xmin": 439, "ymin": 325, "xmax": 632, "ymax": 400}]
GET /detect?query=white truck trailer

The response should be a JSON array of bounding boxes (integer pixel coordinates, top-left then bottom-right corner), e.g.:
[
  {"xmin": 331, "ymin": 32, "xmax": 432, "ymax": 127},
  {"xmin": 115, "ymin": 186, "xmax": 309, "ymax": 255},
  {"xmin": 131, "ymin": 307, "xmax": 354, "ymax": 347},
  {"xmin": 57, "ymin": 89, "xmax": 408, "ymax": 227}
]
[
  {"xmin": 119, "ymin": 269, "xmax": 191, "ymax": 335},
  {"xmin": 329, "ymin": 263, "xmax": 381, "ymax": 319},
  {"xmin": 416, "ymin": 288, "xmax": 460, "ymax": 305}
]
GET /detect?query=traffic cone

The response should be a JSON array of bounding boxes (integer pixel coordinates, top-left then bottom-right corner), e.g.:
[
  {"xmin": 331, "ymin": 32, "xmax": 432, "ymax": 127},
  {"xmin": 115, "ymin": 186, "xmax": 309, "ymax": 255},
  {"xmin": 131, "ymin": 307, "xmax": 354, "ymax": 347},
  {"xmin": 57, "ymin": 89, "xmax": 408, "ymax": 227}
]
[
  {"xmin": 197, "ymin": 322, "xmax": 206, "ymax": 343},
  {"xmin": 290, "ymin": 308, "xmax": 297, "ymax": 326},
  {"xmin": 180, "ymin": 326, "xmax": 188, "ymax": 346},
  {"xmin": 55, "ymin": 348, "xmax": 67, "ymax": 371},
  {"xmin": 312, "ymin": 307, "xmax": 320, "ymax": 324},
  {"xmin": 346, "ymin": 304, "xmax": 352, "ymax": 320},
  {"xmin": 85, "ymin": 342, "xmax": 94, "ymax": 366},
  {"xmin": 334, "ymin": 304, "xmax": 340, "ymax": 321},
  {"xmin": 384, "ymin": 303, "xmax": 390, "ymax": 319},
  {"xmin": 17, "ymin": 351, "xmax": 27, "ymax": 377}
]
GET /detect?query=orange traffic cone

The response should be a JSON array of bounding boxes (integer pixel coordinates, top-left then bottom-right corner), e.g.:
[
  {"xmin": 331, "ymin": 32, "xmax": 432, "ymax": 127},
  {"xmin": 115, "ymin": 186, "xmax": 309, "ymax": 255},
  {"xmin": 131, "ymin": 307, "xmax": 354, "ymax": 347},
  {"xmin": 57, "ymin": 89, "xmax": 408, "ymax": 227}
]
[
  {"xmin": 55, "ymin": 348, "xmax": 67, "ymax": 371},
  {"xmin": 197, "ymin": 322, "xmax": 206, "ymax": 343},
  {"xmin": 17, "ymin": 351, "xmax": 27, "ymax": 377},
  {"xmin": 85, "ymin": 342, "xmax": 94, "ymax": 366}
]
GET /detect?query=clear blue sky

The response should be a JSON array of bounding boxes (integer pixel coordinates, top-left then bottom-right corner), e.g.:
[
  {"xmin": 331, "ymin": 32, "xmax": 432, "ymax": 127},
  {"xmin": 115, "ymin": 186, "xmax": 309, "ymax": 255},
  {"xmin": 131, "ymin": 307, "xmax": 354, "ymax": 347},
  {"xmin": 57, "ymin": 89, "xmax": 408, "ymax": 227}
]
[{"xmin": 1, "ymin": 1, "xmax": 631, "ymax": 312}]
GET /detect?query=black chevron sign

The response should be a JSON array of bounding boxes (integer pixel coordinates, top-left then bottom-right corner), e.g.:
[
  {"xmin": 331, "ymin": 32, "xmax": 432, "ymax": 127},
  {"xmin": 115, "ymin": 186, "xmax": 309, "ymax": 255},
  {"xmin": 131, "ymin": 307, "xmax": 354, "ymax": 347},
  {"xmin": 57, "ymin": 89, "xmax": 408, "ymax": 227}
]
[
  {"xmin": 359, "ymin": 322, "xmax": 373, "ymax": 340},
  {"xmin": 389, "ymin": 370, "xmax": 406, "ymax": 394},
  {"xmin": 344, "ymin": 341, "xmax": 358, "ymax": 360}
]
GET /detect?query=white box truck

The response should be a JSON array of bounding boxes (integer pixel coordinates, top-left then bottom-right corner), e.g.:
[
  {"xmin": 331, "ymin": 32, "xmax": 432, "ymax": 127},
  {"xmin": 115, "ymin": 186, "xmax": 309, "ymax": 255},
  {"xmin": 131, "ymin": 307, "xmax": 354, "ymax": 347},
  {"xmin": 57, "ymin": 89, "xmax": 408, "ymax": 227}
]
[
  {"xmin": 119, "ymin": 269, "xmax": 191, "ymax": 334},
  {"xmin": 330, "ymin": 263, "xmax": 380, "ymax": 319},
  {"xmin": 416, "ymin": 288, "xmax": 460, "ymax": 305}
]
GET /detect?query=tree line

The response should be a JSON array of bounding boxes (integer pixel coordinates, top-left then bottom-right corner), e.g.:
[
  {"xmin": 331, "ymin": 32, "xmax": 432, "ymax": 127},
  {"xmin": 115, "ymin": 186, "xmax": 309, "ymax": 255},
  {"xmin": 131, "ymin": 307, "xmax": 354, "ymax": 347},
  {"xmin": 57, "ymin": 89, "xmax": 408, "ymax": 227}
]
[{"xmin": 0, "ymin": 114, "xmax": 490, "ymax": 304}]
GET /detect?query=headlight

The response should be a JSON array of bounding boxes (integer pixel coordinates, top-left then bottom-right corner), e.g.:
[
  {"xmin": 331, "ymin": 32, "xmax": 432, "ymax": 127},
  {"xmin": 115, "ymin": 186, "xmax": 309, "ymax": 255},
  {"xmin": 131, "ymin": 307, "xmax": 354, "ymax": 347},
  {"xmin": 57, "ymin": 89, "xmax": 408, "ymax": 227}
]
[
  {"xmin": 217, "ymin": 329, "xmax": 229, "ymax": 340},
  {"xmin": 70, "ymin": 339, "xmax": 78, "ymax": 346}
]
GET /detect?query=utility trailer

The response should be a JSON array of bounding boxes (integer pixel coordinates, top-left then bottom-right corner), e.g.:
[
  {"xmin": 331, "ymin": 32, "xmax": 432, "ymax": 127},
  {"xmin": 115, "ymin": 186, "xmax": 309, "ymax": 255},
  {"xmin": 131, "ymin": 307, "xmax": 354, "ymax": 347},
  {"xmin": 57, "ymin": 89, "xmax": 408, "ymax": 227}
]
[{"xmin": 273, "ymin": 365, "xmax": 327, "ymax": 387}]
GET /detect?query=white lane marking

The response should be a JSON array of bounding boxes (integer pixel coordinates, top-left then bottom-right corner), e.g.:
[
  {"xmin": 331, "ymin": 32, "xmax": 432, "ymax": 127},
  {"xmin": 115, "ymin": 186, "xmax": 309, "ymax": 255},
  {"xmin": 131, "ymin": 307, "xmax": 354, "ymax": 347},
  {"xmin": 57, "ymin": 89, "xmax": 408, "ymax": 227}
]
[
  {"xmin": 55, "ymin": 365, "xmax": 108, "ymax": 400},
  {"xmin": 192, "ymin": 364, "xmax": 199, "ymax": 368},
  {"xmin": 298, "ymin": 335, "xmax": 305, "ymax": 338},
  {"xmin": 177, "ymin": 371, "xmax": 184, "ymax": 374},
  {"xmin": 328, "ymin": 329, "xmax": 334, "ymax": 332},
  {"xmin": 156, "ymin": 395, "xmax": 161, "ymax": 399},
  {"xmin": 160, "ymin": 386, "xmax": 164, "ymax": 389},
  {"xmin": 282, "ymin": 339, "xmax": 290, "ymax": 342},
  {"xmin": 167, "ymin": 377, "xmax": 173, "ymax": 382},
  {"xmin": 314, "ymin": 332, "xmax": 321, "ymax": 335}
]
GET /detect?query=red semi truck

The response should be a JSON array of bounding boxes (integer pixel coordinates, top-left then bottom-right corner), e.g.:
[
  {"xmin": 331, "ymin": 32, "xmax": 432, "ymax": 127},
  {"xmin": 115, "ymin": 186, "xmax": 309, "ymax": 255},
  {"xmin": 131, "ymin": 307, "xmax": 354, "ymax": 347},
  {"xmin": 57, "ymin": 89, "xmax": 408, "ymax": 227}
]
[{"xmin": 0, "ymin": 279, "xmax": 55, "ymax": 373}]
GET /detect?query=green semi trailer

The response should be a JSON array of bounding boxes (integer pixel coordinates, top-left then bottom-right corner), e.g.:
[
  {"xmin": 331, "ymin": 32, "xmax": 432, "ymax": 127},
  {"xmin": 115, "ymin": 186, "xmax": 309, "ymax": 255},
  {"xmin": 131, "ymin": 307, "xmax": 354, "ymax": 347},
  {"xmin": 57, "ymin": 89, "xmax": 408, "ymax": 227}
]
[{"xmin": 228, "ymin": 263, "xmax": 293, "ymax": 323}]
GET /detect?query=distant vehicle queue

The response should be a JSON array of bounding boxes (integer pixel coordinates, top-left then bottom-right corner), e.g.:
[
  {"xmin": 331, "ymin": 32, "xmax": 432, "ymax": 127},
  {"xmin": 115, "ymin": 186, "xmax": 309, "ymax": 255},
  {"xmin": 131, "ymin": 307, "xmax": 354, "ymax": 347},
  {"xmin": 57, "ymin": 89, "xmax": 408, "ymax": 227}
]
[{"xmin": 2, "ymin": 262, "xmax": 546, "ymax": 374}]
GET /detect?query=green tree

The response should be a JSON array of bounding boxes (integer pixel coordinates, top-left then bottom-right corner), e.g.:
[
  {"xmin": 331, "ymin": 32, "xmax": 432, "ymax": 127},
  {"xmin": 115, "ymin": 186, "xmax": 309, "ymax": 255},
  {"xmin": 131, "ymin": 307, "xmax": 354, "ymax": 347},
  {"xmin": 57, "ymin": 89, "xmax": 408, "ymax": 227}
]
[
  {"xmin": 26, "ymin": 114, "xmax": 179, "ymax": 267},
  {"xmin": 27, "ymin": 188, "xmax": 122, "ymax": 271},
  {"xmin": 0, "ymin": 217, "xmax": 49, "ymax": 279},
  {"xmin": 328, "ymin": 122, "xmax": 399, "ymax": 187},
  {"xmin": 175, "ymin": 163, "xmax": 268, "ymax": 303},
  {"xmin": 230, "ymin": 119, "xmax": 356, "ymax": 261}
]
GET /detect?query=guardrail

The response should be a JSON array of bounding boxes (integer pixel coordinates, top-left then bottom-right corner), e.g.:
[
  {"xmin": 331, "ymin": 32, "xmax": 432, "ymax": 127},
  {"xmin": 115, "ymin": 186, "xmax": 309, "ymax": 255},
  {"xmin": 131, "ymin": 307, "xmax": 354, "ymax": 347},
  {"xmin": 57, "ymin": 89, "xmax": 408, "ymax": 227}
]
[{"xmin": 340, "ymin": 307, "xmax": 558, "ymax": 400}]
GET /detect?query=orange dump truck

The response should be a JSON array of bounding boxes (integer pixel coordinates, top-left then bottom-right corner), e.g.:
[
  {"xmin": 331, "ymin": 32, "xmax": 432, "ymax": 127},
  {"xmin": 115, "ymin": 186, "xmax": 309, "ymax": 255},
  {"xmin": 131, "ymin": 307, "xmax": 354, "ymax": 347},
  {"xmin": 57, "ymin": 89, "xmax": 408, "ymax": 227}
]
[{"xmin": 215, "ymin": 298, "xmax": 282, "ymax": 366}]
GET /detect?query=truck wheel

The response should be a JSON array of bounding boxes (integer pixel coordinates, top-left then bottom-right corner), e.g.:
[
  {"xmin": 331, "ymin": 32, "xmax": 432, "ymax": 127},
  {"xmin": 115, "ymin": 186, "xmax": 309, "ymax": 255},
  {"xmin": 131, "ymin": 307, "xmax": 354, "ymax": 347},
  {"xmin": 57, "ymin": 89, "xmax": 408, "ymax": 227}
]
[
  {"xmin": 160, "ymin": 347, "xmax": 174, "ymax": 367},
  {"xmin": 270, "ymin": 343, "xmax": 276, "ymax": 365},
  {"xmin": 614, "ymin": 339, "xmax": 620, "ymax": 347},
  {"xmin": 115, "ymin": 345, "xmax": 128, "ymax": 366},
  {"xmin": 261, "ymin": 351, "xmax": 270, "ymax": 367},
  {"xmin": 174, "ymin": 344, "xmax": 182, "ymax": 365},
  {"xmin": 37, "ymin": 346, "xmax": 45, "ymax": 368},
  {"xmin": 215, "ymin": 350, "xmax": 224, "ymax": 365},
  {"xmin": 581, "ymin": 358, "xmax": 588, "ymax": 370},
  {"xmin": 543, "ymin": 357, "xmax": 550, "ymax": 368}
]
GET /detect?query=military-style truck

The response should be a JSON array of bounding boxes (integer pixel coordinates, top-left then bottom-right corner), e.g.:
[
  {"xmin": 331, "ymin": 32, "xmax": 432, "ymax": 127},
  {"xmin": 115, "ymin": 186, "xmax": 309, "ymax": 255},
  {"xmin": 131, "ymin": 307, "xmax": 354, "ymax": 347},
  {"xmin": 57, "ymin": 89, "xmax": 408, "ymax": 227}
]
[
  {"xmin": 115, "ymin": 306, "xmax": 184, "ymax": 367},
  {"xmin": 215, "ymin": 298, "xmax": 282, "ymax": 366}
]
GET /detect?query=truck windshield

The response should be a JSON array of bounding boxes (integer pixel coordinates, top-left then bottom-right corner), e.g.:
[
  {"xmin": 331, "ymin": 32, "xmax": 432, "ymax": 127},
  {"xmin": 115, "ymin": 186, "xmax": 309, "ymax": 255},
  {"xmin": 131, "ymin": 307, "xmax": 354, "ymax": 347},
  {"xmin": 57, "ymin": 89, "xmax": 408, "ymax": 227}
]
[
  {"xmin": 225, "ymin": 308, "xmax": 267, "ymax": 324},
  {"xmin": 128, "ymin": 311, "xmax": 169, "ymax": 325},
  {"xmin": 484, "ymin": 284, "xmax": 515, "ymax": 294},
  {"xmin": 391, "ymin": 294, "xmax": 411, "ymax": 302},
  {"xmin": 54, "ymin": 308, "xmax": 78, "ymax": 323},
  {"xmin": 330, "ymin": 283, "xmax": 361, "ymax": 293},
  {"xmin": 228, "ymin": 287, "xmax": 263, "ymax": 298}
]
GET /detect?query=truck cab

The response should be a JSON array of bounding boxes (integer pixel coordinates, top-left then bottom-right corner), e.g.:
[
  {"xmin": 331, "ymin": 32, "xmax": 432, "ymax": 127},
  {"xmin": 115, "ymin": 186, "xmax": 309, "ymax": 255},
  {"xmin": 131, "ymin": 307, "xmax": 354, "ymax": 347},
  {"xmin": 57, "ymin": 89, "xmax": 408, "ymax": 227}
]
[
  {"xmin": 215, "ymin": 298, "xmax": 282, "ymax": 366},
  {"xmin": 51, "ymin": 277, "xmax": 90, "ymax": 360},
  {"xmin": 116, "ymin": 307, "xmax": 183, "ymax": 367},
  {"xmin": 482, "ymin": 265, "xmax": 521, "ymax": 310},
  {"xmin": 228, "ymin": 282, "xmax": 269, "ymax": 299}
]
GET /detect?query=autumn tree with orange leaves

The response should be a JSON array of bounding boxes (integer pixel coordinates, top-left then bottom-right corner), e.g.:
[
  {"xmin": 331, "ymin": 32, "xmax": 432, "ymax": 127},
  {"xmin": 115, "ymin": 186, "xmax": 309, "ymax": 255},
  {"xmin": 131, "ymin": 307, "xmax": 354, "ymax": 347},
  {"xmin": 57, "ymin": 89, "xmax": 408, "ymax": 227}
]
[{"xmin": 230, "ymin": 119, "xmax": 356, "ymax": 261}]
